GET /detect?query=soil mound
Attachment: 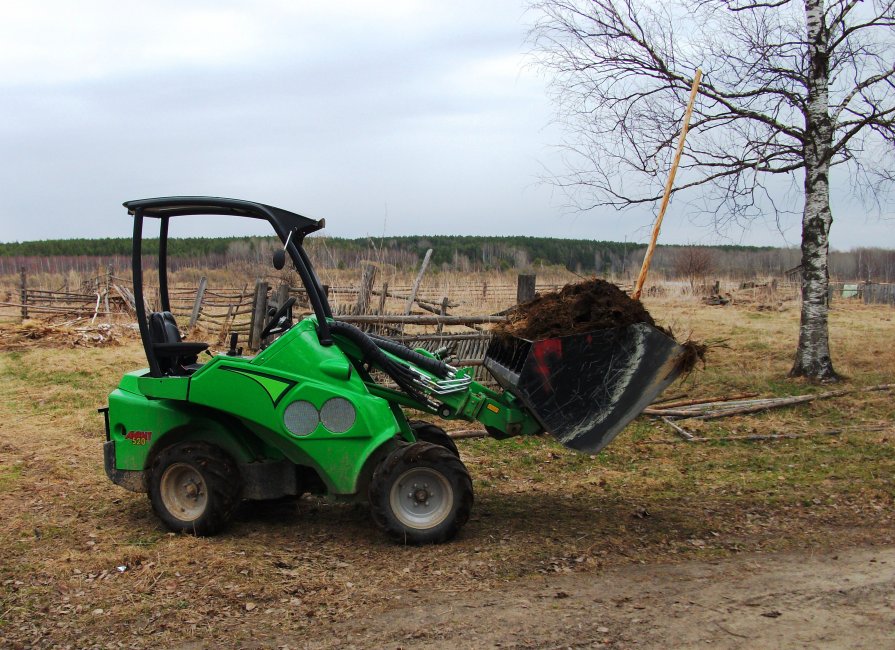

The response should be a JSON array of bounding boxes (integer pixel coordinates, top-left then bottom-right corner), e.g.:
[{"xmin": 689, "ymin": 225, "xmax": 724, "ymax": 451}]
[
  {"xmin": 495, "ymin": 278, "xmax": 705, "ymax": 373},
  {"xmin": 496, "ymin": 278, "xmax": 657, "ymax": 340}
]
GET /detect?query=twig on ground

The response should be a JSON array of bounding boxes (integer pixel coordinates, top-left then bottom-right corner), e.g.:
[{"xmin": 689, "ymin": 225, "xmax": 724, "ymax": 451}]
[{"xmin": 661, "ymin": 416, "xmax": 694, "ymax": 440}]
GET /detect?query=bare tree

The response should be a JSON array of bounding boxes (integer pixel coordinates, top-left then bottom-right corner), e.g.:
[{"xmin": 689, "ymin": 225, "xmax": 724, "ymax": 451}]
[
  {"xmin": 673, "ymin": 246, "xmax": 716, "ymax": 289},
  {"xmin": 530, "ymin": 0, "xmax": 895, "ymax": 381}
]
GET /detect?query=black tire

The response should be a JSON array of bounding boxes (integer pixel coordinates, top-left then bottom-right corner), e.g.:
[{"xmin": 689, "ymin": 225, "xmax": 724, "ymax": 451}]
[
  {"xmin": 369, "ymin": 442, "xmax": 473, "ymax": 545},
  {"xmin": 408, "ymin": 419, "xmax": 460, "ymax": 457},
  {"xmin": 147, "ymin": 441, "xmax": 241, "ymax": 536}
]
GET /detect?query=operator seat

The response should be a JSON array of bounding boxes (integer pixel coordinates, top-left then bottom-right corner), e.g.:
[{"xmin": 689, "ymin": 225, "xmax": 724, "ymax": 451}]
[{"xmin": 147, "ymin": 311, "xmax": 208, "ymax": 375}]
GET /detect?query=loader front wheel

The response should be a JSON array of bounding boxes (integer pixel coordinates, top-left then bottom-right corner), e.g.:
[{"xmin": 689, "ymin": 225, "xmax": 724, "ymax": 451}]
[
  {"xmin": 148, "ymin": 441, "xmax": 241, "ymax": 536},
  {"xmin": 408, "ymin": 420, "xmax": 460, "ymax": 457},
  {"xmin": 369, "ymin": 442, "xmax": 473, "ymax": 545}
]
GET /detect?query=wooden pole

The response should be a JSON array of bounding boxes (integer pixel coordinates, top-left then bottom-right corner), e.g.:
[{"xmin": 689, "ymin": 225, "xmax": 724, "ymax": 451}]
[
  {"xmin": 436, "ymin": 296, "xmax": 450, "ymax": 334},
  {"xmin": 103, "ymin": 263, "xmax": 112, "ymax": 315},
  {"xmin": 377, "ymin": 281, "xmax": 388, "ymax": 315},
  {"xmin": 19, "ymin": 266, "xmax": 28, "ymax": 321},
  {"xmin": 248, "ymin": 280, "xmax": 268, "ymax": 350},
  {"xmin": 189, "ymin": 276, "xmax": 208, "ymax": 328},
  {"xmin": 404, "ymin": 249, "xmax": 433, "ymax": 314},
  {"xmin": 276, "ymin": 283, "xmax": 290, "ymax": 311},
  {"xmin": 516, "ymin": 274, "xmax": 537, "ymax": 304},
  {"xmin": 632, "ymin": 69, "xmax": 702, "ymax": 301},
  {"xmin": 354, "ymin": 264, "xmax": 377, "ymax": 315}
]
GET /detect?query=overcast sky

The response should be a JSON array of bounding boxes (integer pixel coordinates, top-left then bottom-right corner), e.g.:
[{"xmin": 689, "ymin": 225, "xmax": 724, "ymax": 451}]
[{"xmin": 0, "ymin": 1, "xmax": 891, "ymax": 249}]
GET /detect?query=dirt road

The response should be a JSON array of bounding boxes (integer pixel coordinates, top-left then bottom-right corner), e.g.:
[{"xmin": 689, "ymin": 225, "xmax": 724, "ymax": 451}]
[{"xmin": 299, "ymin": 545, "xmax": 895, "ymax": 649}]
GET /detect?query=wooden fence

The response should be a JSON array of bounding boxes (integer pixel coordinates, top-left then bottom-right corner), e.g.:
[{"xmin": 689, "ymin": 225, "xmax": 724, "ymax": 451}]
[
  {"xmin": 863, "ymin": 283, "xmax": 895, "ymax": 306},
  {"xmin": 828, "ymin": 282, "xmax": 895, "ymax": 306}
]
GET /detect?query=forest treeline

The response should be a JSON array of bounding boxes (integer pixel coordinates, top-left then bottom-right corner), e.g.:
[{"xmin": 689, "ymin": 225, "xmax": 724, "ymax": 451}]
[{"xmin": 1, "ymin": 235, "xmax": 893, "ymax": 281}]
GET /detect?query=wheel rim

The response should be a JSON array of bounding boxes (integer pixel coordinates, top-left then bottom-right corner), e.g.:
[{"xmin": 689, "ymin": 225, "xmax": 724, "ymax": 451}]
[
  {"xmin": 389, "ymin": 467, "xmax": 453, "ymax": 530},
  {"xmin": 159, "ymin": 463, "xmax": 208, "ymax": 522}
]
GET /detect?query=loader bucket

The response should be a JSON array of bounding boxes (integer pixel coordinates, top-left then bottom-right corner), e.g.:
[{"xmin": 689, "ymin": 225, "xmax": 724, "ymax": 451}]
[{"xmin": 483, "ymin": 324, "xmax": 686, "ymax": 453}]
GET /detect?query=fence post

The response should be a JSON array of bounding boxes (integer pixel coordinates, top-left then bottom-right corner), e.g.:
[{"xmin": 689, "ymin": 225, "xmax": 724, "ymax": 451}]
[
  {"xmin": 189, "ymin": 276, "xmax": 208, "ymax": 328},
  {"xmin": 248, "ymin": 280, "xmax": 269, "ymax": 350},
  {"xmin": 276, "ymin": 283, "xmax": 290, "ymax": 310},
  {"xmin": 103, "ymin": 264, "xmax": 112, "ymax": 315},
  {"xmin": 517, "ymin": 274, "xmax": 536, "ymax": 304},
  {"xmin": 20, "ymin": 267, "xmax": 28, "ymax": 320},
  {"xmin": 436, "ymin": 296, "xmax": 450, "ymax": 334},
  {"xmin": 377, "ymin": 281, "xmax": 388, "ymax": 315},
  {"xmin": 354, "ymin": 264, "xmax": 377, "ymax": 315}
]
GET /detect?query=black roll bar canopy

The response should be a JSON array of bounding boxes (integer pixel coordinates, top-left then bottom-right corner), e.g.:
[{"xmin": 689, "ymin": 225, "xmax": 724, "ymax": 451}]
[{"xmin": 125, "ymin": 196, "xmax": 333, "ymax": 376}]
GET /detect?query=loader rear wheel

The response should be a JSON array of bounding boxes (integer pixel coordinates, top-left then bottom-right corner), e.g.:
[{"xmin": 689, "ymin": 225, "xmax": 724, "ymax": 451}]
[
  {"xmin": 408, "ymin": 420, "xmax": 460, "ymax": 457},
  {"xmin": 369, "ymin": 442, "xmax": 473, "ymax": 545},
  {"xmin": 148, "ymin": 441, "xmax": 241, "ymax": 536}
]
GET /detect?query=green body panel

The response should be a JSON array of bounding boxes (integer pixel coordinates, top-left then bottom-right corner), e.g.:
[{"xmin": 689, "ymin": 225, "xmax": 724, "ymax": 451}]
[
  {"xmin": 108, "ymin": 319, "xmax": 407, "ymax": 495},
  {"xmin": 137, "ymin": 375, "xmax": 189, "ymax": 400},
  {"xmin": 107, "ymin": 388, "xmax": 266, "ymax": 470}
]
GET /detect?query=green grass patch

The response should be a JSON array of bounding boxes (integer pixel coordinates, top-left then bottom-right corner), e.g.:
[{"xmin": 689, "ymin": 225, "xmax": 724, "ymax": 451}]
[{"xmin": 0, "ymin": 463, "xmax": 23, "ymax": 492}]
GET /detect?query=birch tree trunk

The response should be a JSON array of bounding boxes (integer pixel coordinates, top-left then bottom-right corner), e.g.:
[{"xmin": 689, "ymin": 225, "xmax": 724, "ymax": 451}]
[{"xmin": 790, "ymin": 0, "xmax": 838, "ymax": 381}]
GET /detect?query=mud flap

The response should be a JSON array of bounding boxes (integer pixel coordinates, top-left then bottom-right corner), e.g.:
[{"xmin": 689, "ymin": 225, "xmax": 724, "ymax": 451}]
[{"xmin": 484, "ymin": 324, "xmax": 686, "ymax": 453}]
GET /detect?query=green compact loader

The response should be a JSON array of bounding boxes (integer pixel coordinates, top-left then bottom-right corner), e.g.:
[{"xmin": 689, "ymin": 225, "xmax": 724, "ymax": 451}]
[{"xmin": 102, "ymin": 197, "xmax": 687, "ymax": 544}]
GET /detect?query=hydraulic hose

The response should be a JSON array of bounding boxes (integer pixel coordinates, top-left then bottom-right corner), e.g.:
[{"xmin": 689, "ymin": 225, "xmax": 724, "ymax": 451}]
[
  {"xmin": 328, "ymin": 321, "xmax": 432, "ymax": 406},
  {"xmin": 369, "ymin": 334, "xmax": 451, "ymax": 379}
]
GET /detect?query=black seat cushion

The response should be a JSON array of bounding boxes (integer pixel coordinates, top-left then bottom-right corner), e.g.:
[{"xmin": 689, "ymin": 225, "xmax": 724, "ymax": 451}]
[{"xmin": 148, "ymin": 311, "xmax": 208, "ymax": 375}]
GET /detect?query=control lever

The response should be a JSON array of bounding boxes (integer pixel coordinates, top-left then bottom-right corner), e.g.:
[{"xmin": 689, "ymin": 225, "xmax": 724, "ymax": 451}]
[{"xmin": 227, "ymin": 332, "xmax": 243, "ymax": 356}]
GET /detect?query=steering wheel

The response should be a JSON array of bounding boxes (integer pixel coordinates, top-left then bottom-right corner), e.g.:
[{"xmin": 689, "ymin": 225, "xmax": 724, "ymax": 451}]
[{"xmin": 261, "ymin": 296, "xmax": 296, "ymax": 339}]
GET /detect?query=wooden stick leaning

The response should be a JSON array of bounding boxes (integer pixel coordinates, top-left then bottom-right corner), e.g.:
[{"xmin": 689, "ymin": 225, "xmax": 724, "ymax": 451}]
[
  {"xmin": 632, "ymin": 69, "xmax": 703, "ymax": 301},
  {"xmin": 404, "ymin": 248, "xmax": 433, "ymax": 315}
]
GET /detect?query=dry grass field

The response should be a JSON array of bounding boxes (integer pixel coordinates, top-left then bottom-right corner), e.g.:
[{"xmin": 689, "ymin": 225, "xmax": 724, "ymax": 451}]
[{"xmin": 0, "ymin": 291, "xmax": 893, "ymax": 648}]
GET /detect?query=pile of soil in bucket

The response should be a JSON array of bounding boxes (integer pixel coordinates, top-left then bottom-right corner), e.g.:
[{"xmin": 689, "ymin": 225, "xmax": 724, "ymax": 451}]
[{"xmin": 494, "ymin": 278, "xmax": 706, "ymax": 372}]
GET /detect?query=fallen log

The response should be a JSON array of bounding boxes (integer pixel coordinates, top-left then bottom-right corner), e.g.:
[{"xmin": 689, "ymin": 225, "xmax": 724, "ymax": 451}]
[
  {"xmin": 646, "ymin": 384, "xmax": 894, "ymax": 421},
  {"xmin": 447, "ymin": 429, "xmax": 488, "ymax": 440},
  {"xmin": 652, "ymin": 392, "xmax": 759, "ymax": 410},
  {"xmin": 642, "ymin": 424, "xmax": 891, "ymax": 444},
  {"xmin": 338, "ymin": 315, "xmax": 507, "ymax": 325}
]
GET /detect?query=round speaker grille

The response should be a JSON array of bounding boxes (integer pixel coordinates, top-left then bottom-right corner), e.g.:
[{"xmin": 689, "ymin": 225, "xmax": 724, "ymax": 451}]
[
  {"xmin": 319, "ymin": 398, "xmax": 356, "ymax": 433},
  {"xmin": 283, "ymin": 400, "xmax": 319, "ymax": 436}
]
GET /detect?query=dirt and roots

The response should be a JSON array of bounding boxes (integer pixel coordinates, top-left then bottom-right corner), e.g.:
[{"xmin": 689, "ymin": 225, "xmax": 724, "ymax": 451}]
[
  {"xmin": 496, "ymin": 278, "xmax": 708, "ymax": 371},
  {"xmin": 497, "ymin": 279, "xmax": 659, "ymax": 339}
]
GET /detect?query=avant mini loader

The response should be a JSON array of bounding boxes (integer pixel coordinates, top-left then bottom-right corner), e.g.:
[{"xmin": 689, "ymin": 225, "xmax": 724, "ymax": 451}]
[{"xmin": 102, "ymin": 197, "xmax": 687, "ymax": 544}]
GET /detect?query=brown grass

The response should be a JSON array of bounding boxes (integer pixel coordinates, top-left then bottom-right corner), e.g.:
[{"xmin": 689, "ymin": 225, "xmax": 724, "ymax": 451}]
[{"xmin": 0, "ymin": 296, "xmax": 893, "ymax": 647}]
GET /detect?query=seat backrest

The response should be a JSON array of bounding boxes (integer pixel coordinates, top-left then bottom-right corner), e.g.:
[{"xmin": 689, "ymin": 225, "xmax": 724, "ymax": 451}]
[
  {"xmin": 149, "ymin": 311, "xmax": 182, "ymax": 346},
  {"xmin": 148, "ymin": 311, "xmax": 182, "ymax": 374}
]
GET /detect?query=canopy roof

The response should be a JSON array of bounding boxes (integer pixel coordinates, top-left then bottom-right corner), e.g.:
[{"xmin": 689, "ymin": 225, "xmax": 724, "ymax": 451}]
[{"xmin": 123, "ymin": 196, "xmax": 325, "ymax": 238}]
